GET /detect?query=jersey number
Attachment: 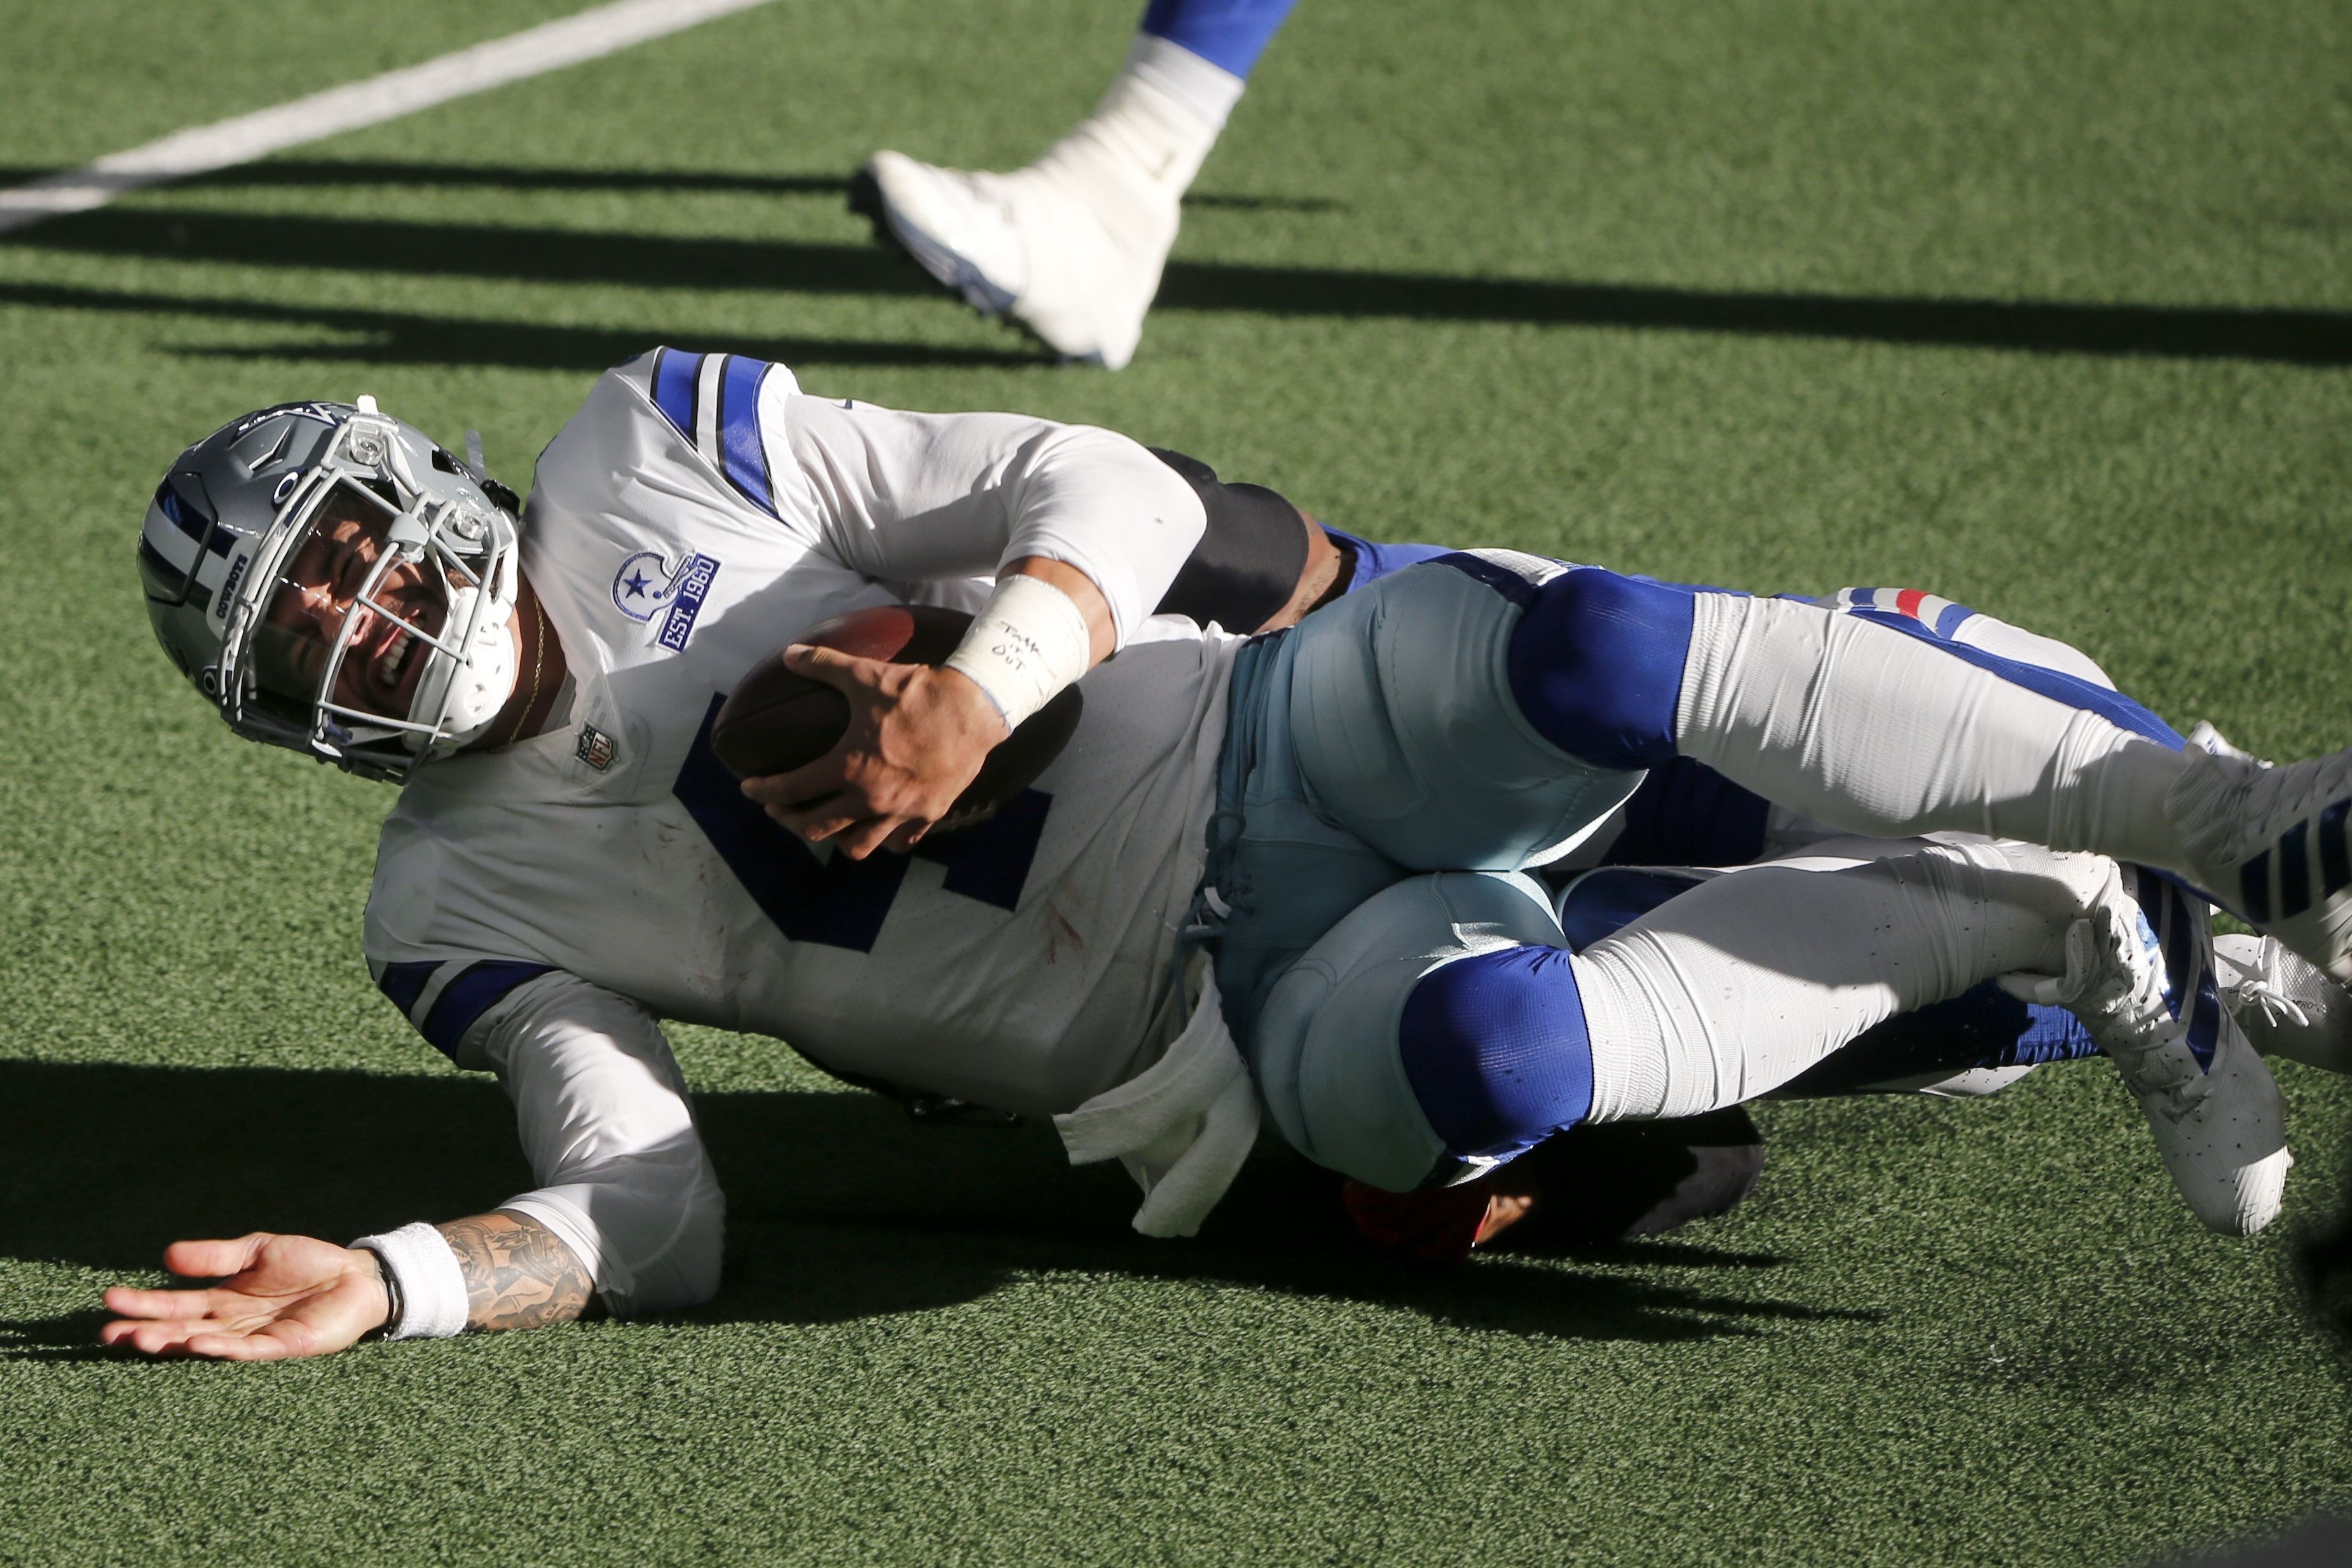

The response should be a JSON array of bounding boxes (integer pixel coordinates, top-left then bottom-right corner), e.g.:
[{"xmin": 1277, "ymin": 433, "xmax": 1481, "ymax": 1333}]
[{"xmin": 671, "ymin": 695, "xmax": 1051, "ymax": 952}]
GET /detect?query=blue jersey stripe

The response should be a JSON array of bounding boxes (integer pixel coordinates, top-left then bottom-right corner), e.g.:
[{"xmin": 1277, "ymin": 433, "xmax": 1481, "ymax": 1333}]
[
  {"xmin": 715, "ymin": 354, "xmax": 777, "ymax": 515},
  {"xmin": 418, "ymin": 960, "xmax": 556, "ymax": 1059},
  {"xmin": 376, "ymin": 960, "xmax": 439, "ymax": 1019},
  {"xmin": 651, "ymin": 347, "xmax": 704, "ymax": 441}
]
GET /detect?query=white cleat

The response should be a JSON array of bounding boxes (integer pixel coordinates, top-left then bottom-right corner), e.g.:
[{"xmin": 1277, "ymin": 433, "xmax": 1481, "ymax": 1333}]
[
  {"xmin": 2168, "ymin": 723, "xmax": 2352, "ymax": 986},
  {"xmin": 2027, "ymin": 864, "xmax": 2292, "ymax": 1236},
  {"xmin": 854, "ymin": 147, "xmax": 1175, "ymax": 370},
  {"xmin": 2214, "ymin": 931, "xmax": 2352, "ymax": 1074}
]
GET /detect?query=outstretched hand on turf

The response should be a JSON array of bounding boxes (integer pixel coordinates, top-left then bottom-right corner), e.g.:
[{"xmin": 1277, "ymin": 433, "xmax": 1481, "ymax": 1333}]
[
  {"xmin": 739, "ymin": 646, "xmax": 1008, "ymax": 859},
  {"xmin": 100, "ymin": 1232, "xmax": 390, "ymax": 1360}
]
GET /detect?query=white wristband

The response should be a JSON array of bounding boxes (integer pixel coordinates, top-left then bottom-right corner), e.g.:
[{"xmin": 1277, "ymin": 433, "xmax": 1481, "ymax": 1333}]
[
  {"xmin": 352, "ymin": 1222, "xmax": 470, "ymax": 1340},
  {"xmin": 943, "ymin": 573, "xmax": 1094, "ymax": 729}
]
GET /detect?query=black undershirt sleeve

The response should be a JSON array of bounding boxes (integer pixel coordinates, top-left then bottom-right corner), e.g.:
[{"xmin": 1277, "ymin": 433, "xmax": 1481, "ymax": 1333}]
[{"xmin": 1147, "ymin": 447, "xmax": 1313, "ymax": 634}]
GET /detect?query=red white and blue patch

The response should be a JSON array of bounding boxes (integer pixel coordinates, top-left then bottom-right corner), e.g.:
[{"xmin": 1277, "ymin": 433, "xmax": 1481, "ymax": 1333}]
[{"xmin": 1828, "ymin": 587, "xmax": 1979, "ymax": 641}]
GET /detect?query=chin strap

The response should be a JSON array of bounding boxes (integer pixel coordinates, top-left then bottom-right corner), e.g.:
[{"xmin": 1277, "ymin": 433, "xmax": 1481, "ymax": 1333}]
[
  {"xmin": 461, "ymin": 428, "xmax": 523, "ymax": 515},
  {"xmin": 413, "ymin": 596, "xmax": 521, "ymax": 756}
]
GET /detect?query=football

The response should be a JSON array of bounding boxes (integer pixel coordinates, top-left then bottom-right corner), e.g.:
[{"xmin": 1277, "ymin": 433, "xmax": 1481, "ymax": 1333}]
[{"xmin": 710, "ymin": 603, "xmax": 1083, "ymax": 829}]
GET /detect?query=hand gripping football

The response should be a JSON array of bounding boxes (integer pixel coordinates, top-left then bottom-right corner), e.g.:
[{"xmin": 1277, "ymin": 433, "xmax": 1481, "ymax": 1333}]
[{"xmin": 710, "ymin": 604, "xmax": 1083, "ymax": 830}]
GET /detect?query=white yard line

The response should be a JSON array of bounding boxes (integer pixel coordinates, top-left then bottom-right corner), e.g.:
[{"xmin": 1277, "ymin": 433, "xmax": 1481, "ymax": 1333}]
[{"xmin": 0, "ymin": 0, "xmax": 777, "ymax": 235}]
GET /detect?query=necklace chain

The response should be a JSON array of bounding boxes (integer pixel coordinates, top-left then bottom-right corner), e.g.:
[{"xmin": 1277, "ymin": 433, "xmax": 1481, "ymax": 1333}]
[{"xmin": 502, "ymin": 594, "xmax": 547, "ymax": 748}]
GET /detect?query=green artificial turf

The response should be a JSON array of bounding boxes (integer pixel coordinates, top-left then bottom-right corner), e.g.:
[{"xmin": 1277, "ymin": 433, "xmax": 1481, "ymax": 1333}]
[{"xmin": 3, "ymin": 0, "xmax": 2349, "ymax": 1562}]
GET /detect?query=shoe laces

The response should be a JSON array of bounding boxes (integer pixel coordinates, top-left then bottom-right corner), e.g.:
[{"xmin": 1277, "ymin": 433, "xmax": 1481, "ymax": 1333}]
[
  {"xmin": 2229, "ymin": 970, "xmax": 2311, "ymax": 1032},
  {"xmin": 2083, "ymin": 899, "xmax": 2210, "ymax": 1117}
]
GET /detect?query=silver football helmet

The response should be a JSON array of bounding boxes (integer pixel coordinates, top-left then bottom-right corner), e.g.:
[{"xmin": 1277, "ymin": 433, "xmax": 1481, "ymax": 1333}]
[{"xmin": 139, "ymin": 397, "xmax": 523, "ymax": 782}]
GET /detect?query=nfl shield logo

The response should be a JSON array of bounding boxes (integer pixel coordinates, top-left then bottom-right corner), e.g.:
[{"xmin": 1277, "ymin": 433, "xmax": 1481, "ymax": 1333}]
[{"xmin": 576, "ymin": 725, "xmax": 618, "ymax": 772}]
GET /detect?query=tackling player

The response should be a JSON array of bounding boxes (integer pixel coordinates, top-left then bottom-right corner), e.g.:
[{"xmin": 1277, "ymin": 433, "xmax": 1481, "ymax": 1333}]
[
  {"xmin": 106, "ymin": 350, "xmax": 2352, "ymax": 1358},
  {"xmin": 855, "ymin": 0, "xmax": 1297, "ymax": 369}
]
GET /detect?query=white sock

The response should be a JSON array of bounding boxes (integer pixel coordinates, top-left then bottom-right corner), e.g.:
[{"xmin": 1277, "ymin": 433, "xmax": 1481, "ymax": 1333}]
[
  {"xmin": 1119, "ymin": 33, "xmax": 1245, "ymax": 139},
  {"xmin": 1034, "ymin": 35, "xmax": 1234, "ymax": 214},
  {"xmin": 1675, "ymin": 593, "xmax": 2198, "ymax": 874},
  {"xmin": 1578, "ymin": 838, "xmax": 2103, "ymax": 1121}
]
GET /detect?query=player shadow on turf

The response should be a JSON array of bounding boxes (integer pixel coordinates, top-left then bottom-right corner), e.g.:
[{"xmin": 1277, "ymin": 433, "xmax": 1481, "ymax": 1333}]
[
  {"xmin": 10, "ymin": 200, "xmax": 2351, "ymax": 367},
  {"xmin": 0, "ymin": 1312, "xmax": 116, "ymax": 1364},
  {"xmin": 0, "ymin": 161, "xmax": 1347, "ymax": 214},
  {"xmin": 0, "ymin": 1061, "xmax": 1866, "ymax": 1356},
  {"xmin": 0, "ymin": 281, "xmax": 1046, "ymax": 374}
]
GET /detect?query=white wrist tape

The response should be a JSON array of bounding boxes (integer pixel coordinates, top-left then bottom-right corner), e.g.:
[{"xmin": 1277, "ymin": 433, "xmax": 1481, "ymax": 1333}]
[
  {"xmin": 352, "ymin": 1222, "xmax": 470, "ymax": 1340},
  {"xmin": 943, "ymin": 573, "xmax": 1094, "ymax": 729}
]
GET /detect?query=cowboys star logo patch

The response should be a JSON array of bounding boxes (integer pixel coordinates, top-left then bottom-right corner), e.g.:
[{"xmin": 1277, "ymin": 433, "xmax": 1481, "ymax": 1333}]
[{"xmin": 612, "ymin": 549, "xmax": 722, "ymax": 652}]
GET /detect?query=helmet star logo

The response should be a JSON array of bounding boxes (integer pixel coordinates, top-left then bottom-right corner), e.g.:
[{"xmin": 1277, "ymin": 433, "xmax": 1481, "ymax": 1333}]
[{"xmin": 610, "ymin": 550, "xmax": 685, "ymax": 623}]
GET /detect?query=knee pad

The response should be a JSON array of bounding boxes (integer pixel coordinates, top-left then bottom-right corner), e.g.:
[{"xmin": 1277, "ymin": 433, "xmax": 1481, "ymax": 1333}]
[
  {"xmin": 1398, "ymin": 944, "xmax": 1594, "ymax": 1170},
  {"xmin": 1506, "ymin": 568, "xmax": 1697, "ymax": 770},
  {"xmin": 1249, "ymin": 871, "xmax": 1582, "ymax": 1191}
]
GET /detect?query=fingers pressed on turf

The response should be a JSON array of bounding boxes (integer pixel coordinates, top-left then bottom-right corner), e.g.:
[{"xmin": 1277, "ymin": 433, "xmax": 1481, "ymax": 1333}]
[
  {"xmin": 106, "ymin": 1318, "xmax": 219, "ymax": 1354},
  {"xmin": 97, "ymin": 1319, "xmax": 156, "ymax": 1349},
  {"xmin": 102, "ymin": 1286, "xmax": 221, "ymax": 1319}
]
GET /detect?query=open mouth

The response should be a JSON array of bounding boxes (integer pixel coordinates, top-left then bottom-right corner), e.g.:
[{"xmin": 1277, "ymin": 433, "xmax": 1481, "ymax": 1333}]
[
  {"xmin": 378, "ymin": 632, "xmax": 418, "ymax": 691},
  {"xmin": 346, "ymin": 583, "xmax": 446, "ymax": 717}
]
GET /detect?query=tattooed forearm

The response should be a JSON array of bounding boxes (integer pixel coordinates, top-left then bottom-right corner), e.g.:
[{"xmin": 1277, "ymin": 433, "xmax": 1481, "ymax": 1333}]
[{"xmin": 436, "ymin": 1211, "xmax": 596, "ymax": 1332}]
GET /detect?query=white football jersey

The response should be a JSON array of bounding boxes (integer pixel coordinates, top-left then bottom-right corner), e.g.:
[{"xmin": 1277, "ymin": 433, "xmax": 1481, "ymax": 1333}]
[{"xmin": 364, "ymin": 349, "xmax": 1235, "ymax": 1119}]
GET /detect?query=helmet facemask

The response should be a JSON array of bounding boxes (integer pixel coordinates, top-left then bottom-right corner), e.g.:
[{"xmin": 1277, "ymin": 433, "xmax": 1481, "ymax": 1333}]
[{"xmin": 210, "ymin": 402, "xmax": 522, "ymax": 781}]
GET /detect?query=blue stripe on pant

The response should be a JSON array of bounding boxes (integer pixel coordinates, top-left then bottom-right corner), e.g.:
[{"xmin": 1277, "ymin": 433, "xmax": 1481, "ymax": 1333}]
[
  {"xmin": 1557, "ymin": 867, "xmax": 2102, "ymax": 1094},
  {"xmin": 1489, "ymin": 561, "xmax": 2185, "ymax": 772}
]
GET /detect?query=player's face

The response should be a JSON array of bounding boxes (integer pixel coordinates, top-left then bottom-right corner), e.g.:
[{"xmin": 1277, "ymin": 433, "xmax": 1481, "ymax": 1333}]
[{"xmin": 249, "ymin": 486, "xmax": 453, "ymax": 723}]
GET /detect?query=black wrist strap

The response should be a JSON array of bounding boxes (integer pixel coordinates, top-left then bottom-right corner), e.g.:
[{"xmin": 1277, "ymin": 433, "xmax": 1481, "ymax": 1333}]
[{"xmin": 355, "ymin": 1244, "xmax": 404, "ymax": 1340}]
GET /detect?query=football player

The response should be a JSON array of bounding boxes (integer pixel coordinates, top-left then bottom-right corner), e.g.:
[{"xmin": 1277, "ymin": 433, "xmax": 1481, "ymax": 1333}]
[
  {"xmin": 855, "ymin": 0, "xmax": 1297, "ymax": 368},
  {"xmin": 107, "ymin": 349, "xmax": 2352, "ymax": 1358}
]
